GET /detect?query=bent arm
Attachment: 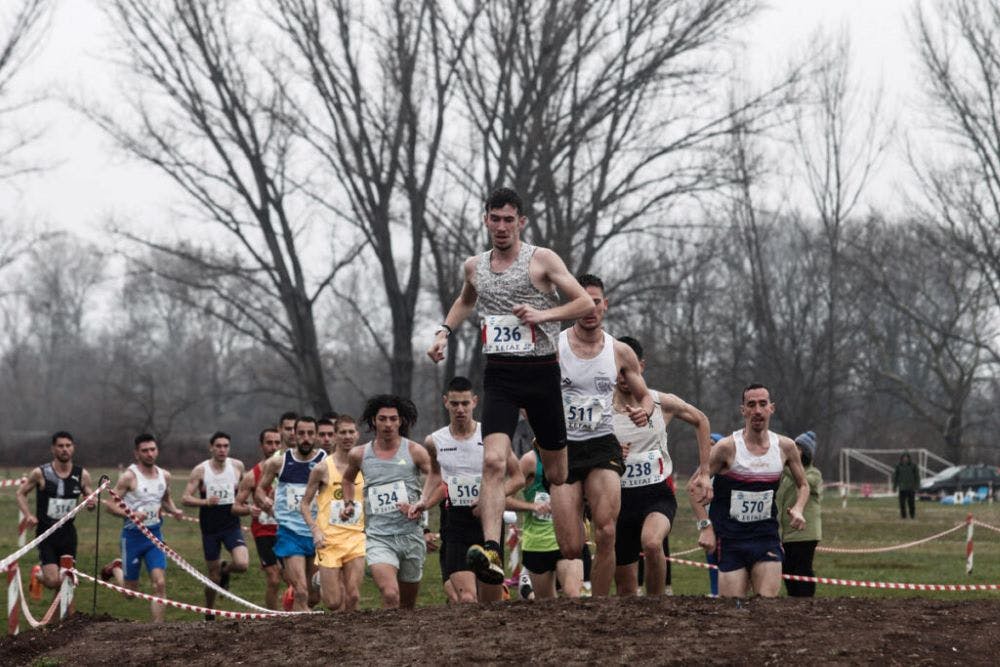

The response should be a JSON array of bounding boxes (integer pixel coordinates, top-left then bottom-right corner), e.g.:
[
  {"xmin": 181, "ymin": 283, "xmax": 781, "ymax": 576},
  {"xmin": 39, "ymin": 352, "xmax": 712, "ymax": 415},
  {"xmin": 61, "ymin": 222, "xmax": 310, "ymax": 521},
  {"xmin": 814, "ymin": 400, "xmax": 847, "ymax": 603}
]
[
  {"xmin": 15, "ymin": 468, "xmax": 41, "ymax": 521},
  {"xmin": 538, "ymin": 249, "xmax": 594, "ymax": 321}
]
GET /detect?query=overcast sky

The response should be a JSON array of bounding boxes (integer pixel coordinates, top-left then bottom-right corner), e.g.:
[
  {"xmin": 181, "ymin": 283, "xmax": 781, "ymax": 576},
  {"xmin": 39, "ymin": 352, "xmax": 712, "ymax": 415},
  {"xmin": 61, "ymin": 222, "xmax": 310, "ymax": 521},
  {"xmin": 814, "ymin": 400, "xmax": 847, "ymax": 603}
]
[{"xmin": 5, "ymin": 0, "xmax": 919, "ymax": 236}]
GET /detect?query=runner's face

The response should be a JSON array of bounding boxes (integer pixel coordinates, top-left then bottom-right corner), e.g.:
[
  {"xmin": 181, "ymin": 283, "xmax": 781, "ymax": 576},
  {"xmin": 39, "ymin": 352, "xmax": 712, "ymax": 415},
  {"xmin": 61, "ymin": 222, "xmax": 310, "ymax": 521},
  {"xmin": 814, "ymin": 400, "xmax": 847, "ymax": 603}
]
[
  {"xmin": 51, "ymin": 437, "xmax": 74, "ymax": 463},
  {"xmin": 335, "ymin": 423, "xmax": 359, "ymax": 452},
  {"xmin": 295, "ymin": 421, "xmax": 316, "ymax": 454},
  {"xmin": 375, "ymin": 408, "xmax": 401, "ymax": 439},
  {"xmin": 317, "ymin": 425, "xmax": 335, "ymax": 452},
  {"xmin": 260, "ymin": 431, "xmax": 281, "ymax": 458},
  {"xmin": 484, "ymin": 204, "xmax": 524, "ymax": 251},
  {"xmin": 444, "ymin": 390, "xmax": 477, "ymax": 427},
  {"xmin": 135, "ymin": 441, "xmax": 158, "ymax": 466},
  {"xmin": 280, "ymin": 419, "xmax": 296, "ymax": 447},
  {"xmin": 210, "ymin": 438, "xmax": 229, "ymax": 462},
  {"xmin": 577, "ymin": 285, "xmax": 607, "ymax": 331},
  {"xmin": 740, "ymin": 388, "xmax": 773, "ymax": 433}
]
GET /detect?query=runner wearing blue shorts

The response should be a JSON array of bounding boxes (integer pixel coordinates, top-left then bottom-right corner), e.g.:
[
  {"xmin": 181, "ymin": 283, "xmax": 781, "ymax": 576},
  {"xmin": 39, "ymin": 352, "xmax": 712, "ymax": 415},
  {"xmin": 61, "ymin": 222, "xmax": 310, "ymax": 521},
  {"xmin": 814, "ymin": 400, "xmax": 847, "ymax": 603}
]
[{"xmin": 107, "ymin": 434, "xmax": 184, "ymax": 622}]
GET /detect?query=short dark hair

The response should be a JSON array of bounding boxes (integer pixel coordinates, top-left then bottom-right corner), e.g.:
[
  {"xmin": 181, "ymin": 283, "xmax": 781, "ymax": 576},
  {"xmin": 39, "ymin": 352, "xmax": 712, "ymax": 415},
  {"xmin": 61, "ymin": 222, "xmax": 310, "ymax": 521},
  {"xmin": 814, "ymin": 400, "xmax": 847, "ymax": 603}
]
[
  {"xmin": 134, "ymin": 433, "xmax": 156, "ymax": 449},
  {"xmin": 317, "ymin": 418, "xmax": 335, "ymax": 430},
  {"xmin": 294, "ymin": 416, "xmax": 317, "ymax": 430},
  {"xmin": 618, "ymin": 336, "xmax": 643, "ymax": 360},
  {"xmin": 361, "ymin": 394, "xmax": 418, "ymax": 437},
  {"xmin": 319, "ymin": 411, "xmax": 339, "ymax": 422},
  {"xmin": 279, "ymin": 411, "xmax": 298, "ymax": 423},
  {"xmin": 259, "ymin": 428, "xmax": 279, "ymax": 444},
  {"xmin": 742, "ymin": 383, "xmax": 770, "ymax": 402},
  {"xmin": 334, "ymin": 414, "xmax": 356, "ymax": 430},
  {"xmin": 446, "ymin": 376, "xmax": 473, "ymax": 393},
  {"xmin": 576, "ymin": 273, "xmax": 605, "ymax": 292},
  {"xmin": 51, "ymin": 431, "xmax": 74, "ymax": 445},
  {"xmin": 209, "ymin": 431, "xmax": 230, "ymax": 445},
  {"xmin": 485, "ymin": 187, "xmax": 523, "ymax": 215}
]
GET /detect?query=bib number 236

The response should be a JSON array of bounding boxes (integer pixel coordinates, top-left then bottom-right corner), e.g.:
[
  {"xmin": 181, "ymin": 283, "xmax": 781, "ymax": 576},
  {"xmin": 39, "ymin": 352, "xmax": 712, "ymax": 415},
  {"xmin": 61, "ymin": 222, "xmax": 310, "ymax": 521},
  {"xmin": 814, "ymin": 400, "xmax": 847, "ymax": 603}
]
[{"xmin": 482, "ymin": 316, "xmax": 534, "ymax": 354}]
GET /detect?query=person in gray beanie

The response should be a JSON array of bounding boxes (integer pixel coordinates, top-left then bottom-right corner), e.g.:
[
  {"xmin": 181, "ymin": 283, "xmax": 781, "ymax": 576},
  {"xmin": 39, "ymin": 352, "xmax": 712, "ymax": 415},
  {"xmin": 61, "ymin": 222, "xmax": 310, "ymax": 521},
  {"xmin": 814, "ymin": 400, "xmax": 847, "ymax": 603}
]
[{"xmin": 776, "ymin": 430, "xmax": 822, "ymax": 596}]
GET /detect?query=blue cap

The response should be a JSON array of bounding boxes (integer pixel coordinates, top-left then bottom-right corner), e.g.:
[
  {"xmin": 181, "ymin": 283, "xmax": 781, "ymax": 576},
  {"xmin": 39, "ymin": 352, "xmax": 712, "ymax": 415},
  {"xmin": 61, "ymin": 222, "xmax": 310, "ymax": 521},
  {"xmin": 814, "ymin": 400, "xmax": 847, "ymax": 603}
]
[
  {"xmin": 794, "ymin": 431, "xmax": 817, "ymax": 458},
  {"xmin": 710, "ymin": 433, "xmax": 724, "ymax": 444}
]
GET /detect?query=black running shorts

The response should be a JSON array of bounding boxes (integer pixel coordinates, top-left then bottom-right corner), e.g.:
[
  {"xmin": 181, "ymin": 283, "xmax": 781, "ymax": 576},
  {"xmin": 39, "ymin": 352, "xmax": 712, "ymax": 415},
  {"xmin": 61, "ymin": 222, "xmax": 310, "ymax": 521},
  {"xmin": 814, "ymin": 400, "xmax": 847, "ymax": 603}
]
[
  {"xmin": 615, "ymin": 481, "xmax": 677, "ymax": 566},
  {"xmin": 481, "ymin": 354, "xmax": 566, "ymax": 451},
  {"xmin": 37, "ymin": 525, "xmax": 77, "ymax": 566},
  {"xmin": 566, "ymin": 433, "xmax": 623, "ymax": 485}
]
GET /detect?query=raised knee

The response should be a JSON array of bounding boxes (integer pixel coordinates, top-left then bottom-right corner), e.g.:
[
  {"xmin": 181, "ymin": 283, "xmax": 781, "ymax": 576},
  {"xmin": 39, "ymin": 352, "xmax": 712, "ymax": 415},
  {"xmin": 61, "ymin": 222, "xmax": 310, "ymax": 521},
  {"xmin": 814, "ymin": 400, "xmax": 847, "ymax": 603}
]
[
  {"xmin": 594, "ymin": 522, "xmax": 616, "ymax": 547},
  {"xmin": 482, "ymin": 450, "xmax": 505, "ymax": 475},
  {"xmin": 641, "ymin": 540, "xmax": 663, "ymax": 557}
]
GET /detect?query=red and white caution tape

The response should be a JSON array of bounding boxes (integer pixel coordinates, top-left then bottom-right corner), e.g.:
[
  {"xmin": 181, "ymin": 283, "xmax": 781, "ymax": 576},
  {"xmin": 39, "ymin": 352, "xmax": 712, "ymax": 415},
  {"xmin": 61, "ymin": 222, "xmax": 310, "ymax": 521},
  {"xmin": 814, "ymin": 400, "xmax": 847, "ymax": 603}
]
[
  {"xmin": 0, "ymin": 477, "xmax": 27, "ymax": 489},
  {"xmin": 73, "ymin": 570, "xmax": 298, "ymax": 619},
  {"xmin": 0, "ymin": 480, "xmax": 110, "ymax": 571},
  {"xmin": 816, "ymin": 522, "xmax": 966, "ymax": 554},
  {"xmin": 670, "ymin": 546, "xmax": 703, "ymax": 557},
  {"xmin": 12, "ymin": 566, "xmax": 62, "ymax": 629},
  {"xmin": 973, "ymin": 519, "xmax": 1000, "ymax": 534},
  {"xmin": 106, "ymin": 488, "xmax": 305, "ymax": 615},
  {"xmin": 668, "ymin": 556, "xmax": 1000, "ymax": 591}
]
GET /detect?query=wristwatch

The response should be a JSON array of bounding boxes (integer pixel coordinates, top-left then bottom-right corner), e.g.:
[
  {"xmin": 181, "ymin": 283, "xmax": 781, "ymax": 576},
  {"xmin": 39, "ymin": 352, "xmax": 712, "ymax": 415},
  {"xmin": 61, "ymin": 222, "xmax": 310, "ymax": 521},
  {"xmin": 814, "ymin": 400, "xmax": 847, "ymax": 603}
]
[{"xmin": 696, "ymin": 518, "xmax": 712, "ymax": 530}]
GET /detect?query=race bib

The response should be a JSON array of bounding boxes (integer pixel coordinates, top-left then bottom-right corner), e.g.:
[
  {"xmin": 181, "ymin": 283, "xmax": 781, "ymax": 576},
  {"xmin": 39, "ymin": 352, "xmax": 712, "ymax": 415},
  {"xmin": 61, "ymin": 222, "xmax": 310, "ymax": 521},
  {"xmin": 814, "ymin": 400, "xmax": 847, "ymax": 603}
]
[
  {"xmin": 729, "ymin": 489, "xmax": 773, "ymax": 523},
  {"xmin": 328, "ymin": 499, "xmax": 362, "ymax": 526},
  {"xmin": 285, "ymin": 485, "xmax": 306, "ymax": 511},
  {"xmin": 564, "ymin": 398, "xmax": 605, "ymax": 431},
  {"xmin": 257, "ymin": 510, "xmax": 277, "ymax": 526},
  {"xmin": 368, "ymin": 481, "xmax": 407, "ymax": 516},
  {"xmin": 207, "ymin": 482, "xmax": 234, "ymax": 505},
  {"xmin": 138, "ymin": 502, "xmax": 160, "ymax": 526},
  {"xmin": 446, "ymin": 475, "xmax": 481, "ymax": 507},
  {"xmin": 46, "ymin": 498, "xmax": 76, "ymax": 520},
  {"xmin": 621, "ymin": 450, "xmax": 665, "ymax": 488},
  {"xmin": 481, "ymin": 315, "xmax": 535, "ymax": 354},
  {"xmin": 532, "ymin": 491, "xmax": 552, "ymax": 521}
]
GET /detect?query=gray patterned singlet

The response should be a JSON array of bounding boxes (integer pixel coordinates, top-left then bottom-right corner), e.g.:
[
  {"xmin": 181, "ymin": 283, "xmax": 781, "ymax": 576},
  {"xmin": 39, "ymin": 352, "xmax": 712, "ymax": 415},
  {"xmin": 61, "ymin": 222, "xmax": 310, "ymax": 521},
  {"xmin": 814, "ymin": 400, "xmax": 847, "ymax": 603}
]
[{"xmin": 473, "ymin": 242, "xmax": 560, "ymax": 356}]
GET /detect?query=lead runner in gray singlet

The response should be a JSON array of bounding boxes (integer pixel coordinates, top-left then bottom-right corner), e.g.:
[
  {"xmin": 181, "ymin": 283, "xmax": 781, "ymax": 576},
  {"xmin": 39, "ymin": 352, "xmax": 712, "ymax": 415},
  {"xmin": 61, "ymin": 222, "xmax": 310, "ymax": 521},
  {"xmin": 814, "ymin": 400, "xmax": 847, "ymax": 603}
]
[{"xmin": 427, "ymin": 187, "xmax": 596, "ymax": 585}]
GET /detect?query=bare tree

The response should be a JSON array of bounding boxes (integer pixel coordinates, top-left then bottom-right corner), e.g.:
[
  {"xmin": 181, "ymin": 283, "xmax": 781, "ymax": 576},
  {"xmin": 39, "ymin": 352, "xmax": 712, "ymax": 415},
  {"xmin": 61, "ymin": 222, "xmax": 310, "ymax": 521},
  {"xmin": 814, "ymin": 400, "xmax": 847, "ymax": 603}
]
[
  {"xmin": 912, "ymin": 0, "xmax": 1000, "ymax": 362},
  {"xmin": 93, "ymin": 0, "xmax": 362, "ymax": 414},
  {"xmin": 272, "ymin": 0, "xmax": 477, "ymax": 396},
  {"xmin": 0, "ymin": 0, "xmax": 49, "ymax": 181}
]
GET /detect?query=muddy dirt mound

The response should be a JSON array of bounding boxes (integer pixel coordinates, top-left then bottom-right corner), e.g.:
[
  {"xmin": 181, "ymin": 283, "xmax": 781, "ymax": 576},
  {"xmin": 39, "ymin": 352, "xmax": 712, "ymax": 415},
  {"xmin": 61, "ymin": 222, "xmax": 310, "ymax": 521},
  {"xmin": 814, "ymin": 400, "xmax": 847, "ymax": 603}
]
[{"xmin": 2, "ymin": 597, "xmax": 997, "ymax": 665}]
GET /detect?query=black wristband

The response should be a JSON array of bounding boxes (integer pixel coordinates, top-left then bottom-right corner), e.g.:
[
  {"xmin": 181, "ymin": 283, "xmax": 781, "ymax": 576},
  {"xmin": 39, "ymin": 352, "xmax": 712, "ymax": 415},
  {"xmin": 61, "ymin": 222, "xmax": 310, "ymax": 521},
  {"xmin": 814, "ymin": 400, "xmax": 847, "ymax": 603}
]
[{"xmin": 440, "ymin": 323, "xmax": 453, "ymax": 336}]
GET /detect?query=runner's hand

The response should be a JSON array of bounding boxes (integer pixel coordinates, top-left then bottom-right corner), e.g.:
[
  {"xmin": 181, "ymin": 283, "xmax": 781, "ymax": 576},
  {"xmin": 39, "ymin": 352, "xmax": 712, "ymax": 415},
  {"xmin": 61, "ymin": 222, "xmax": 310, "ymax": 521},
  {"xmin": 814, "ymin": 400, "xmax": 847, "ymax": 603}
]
[
  {"xmin": 401, "ymin": 500, "xmax": 426, "ymax": 520},
  {"xmin": 85, "ymin": 498, "xmax": 96, "ymax": 510},
  {"xmin": 424, "ymin": 531, "xmax": 440, "ymax": 552},
  {"xmin": 133, "ymin": 510, "xmax": 147, "ymax": 523},
  {"xmin": 687, "ymin": 472, "xmax": 713, "ymax": 505},
  {"xmin": 311, "ymin": 525, "xmax": 325, "ymax": 549},
  {"xmin": 512, "ymin": 303, "xmax": 545, "ymax": 325},
  {"xmin": 249, "ymin": 505, "xmax": 261, "ymax": 519},
  {"xmin": 620, "ymin": 442, "xmax": 631, "ymax": 459},
  {"xmin": 339, "ymin": 500, "xmax": 355, "ymax": 521},
  {"xmin": 427, "ymin": 332, "xmax": 448, "ymax": 363},
  {"xmin": 24, "ymin": 514, "xmax": 38, "ymax": 527},
  {"xmin": 206, "ymin": 496, "xmax": 220, "ymax": 506},
  {"xmin": 697, "ymin": 525, "xmax": 716, "ymax": 553},
  {"xmin": 534, "ymin": 500, "xmax": 551, "ymax": 515},
  {"xmin": 260, "ymin": 496, "xmax": 274, "ymax": 512},
  {"xmin": 171, "ymin": 509, "xmax": 184, "ymax": 520},
  {"xmin": 787, "ymin": 507, "xmax": 806, "ymax": 530},
  {"xmin": 624, "ymin": 405, "xmax": 648, "ymax": 427}
]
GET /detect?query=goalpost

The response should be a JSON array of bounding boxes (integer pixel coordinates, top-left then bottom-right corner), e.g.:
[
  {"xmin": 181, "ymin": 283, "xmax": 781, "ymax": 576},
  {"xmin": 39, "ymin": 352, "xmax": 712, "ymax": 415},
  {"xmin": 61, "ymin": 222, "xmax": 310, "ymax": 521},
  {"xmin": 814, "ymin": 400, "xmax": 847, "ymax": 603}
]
[{"xmin": 837, "ymin": 448, "xmax": 955, "ymax": 507}]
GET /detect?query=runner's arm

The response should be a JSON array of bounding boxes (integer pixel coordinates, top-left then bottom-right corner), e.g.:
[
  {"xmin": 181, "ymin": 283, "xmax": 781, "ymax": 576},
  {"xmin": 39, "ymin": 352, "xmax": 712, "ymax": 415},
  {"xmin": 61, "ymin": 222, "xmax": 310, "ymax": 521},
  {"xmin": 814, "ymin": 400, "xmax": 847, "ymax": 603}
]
[
  {"xmin": 659, "ymin": 392, "xmax": 714, "ymax": 502},
  {"xmin": 81, "ymin": 468, "xmax": 96, "ymax": 510},
  {"xmin": 339, "ymin": 448, "xmax": 363, "ymax": 519},
  {"xmin": 104, "ymin": 470, "xmax": 135, "ymax": 518},
  {"xmin": 420, "ymin": 438, "xmax": 446, "ymax": 509},
  {"xmin": 161, "ymin": 471, "xmax": 184, "ymax": 518},
  {"xmin": 616, "ymin": 343, "xmax": 654, "ymax": 426},
  {"xmin": 781, "ymin": 437, "xmax": 809, "ymax": 530},
  {"xmin": 181, "ymin": 465, "xmax": 209, "ymax": 507},
  {"xmin": 300, "ymin": 464, "xmax": 327, "ymax": 531},
  {"xmin": 513, "ymin": 248, "xmax": 593, "ymax": 324},
  {"xmin": 254, "ymin": 457, "xmax": 279, "ymax": 511},
  {"xmin": 428, "ymin": 257, "xmax": 479, "ymax": 362},
  {"xmin": 232, "ymin": 473, "xmax": 256, "ymax": 517},
  {"xmin": 407, "ymin": 441, "xmax": 443, "ymax": 519},
  {"xmin": 14, "ymin": 468, "xmax": 42, "ymax": 525}
]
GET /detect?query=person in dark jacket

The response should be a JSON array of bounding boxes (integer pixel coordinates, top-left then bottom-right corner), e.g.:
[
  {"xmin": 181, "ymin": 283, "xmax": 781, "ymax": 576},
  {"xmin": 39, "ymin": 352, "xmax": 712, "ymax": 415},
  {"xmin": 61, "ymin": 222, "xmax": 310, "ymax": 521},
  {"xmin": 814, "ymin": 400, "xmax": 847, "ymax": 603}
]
[{"xmin": 892, "ymin": 453, "xmax": 920, "ymax": 519}]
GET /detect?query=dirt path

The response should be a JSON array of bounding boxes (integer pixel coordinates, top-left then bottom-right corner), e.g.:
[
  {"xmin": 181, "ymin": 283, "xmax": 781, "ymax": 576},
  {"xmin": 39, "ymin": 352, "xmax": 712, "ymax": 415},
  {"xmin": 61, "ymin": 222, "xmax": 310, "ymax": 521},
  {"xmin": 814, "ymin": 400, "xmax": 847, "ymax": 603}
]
[{"xmin": 2, "ymin": 596, "xmax": 998, "ymax": 665}]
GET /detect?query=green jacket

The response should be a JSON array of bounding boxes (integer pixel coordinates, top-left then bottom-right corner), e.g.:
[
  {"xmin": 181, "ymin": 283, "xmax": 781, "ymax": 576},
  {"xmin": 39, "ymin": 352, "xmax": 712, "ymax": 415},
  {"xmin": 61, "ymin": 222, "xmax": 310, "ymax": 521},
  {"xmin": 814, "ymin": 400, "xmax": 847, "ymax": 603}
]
[
  {"xmin": 893, "ymin": 461, "xmax": 920, "ymax": 491},
  {"xmin": 777, "ymin": 464, "xmax": 822, "ymax": 543}
]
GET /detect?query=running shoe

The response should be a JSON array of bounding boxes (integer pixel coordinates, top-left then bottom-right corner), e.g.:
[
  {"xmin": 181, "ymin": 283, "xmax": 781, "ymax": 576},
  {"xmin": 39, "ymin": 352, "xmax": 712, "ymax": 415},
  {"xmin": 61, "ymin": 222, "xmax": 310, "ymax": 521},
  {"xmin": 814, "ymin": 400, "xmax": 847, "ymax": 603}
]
[
  {"xmin": 466, "ymin": 544, "xmax": 504, "ymax": 585},
  {"xmin": 29, "ymin": 565, "xmax": 43, "ymax": 600},
  {"xmin": 99, "ymin": 558, "xmax": 122, "ymax": 582}
]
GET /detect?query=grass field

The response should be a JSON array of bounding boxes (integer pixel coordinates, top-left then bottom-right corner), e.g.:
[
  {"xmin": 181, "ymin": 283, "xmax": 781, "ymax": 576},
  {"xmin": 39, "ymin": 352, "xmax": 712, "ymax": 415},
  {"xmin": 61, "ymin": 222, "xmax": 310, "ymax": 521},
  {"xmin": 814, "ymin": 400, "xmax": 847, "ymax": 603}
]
[{"xmin": 2, "ymin": 467, "xmax": 999, "ymax": 627}]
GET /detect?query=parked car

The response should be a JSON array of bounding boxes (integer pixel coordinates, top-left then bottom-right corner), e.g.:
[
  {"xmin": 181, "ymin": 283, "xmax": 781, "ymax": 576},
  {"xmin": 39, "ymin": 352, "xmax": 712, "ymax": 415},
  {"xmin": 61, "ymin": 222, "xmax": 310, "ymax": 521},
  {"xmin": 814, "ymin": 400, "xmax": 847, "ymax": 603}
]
[{"xmin": 918, "ymin": 464, "xmax": 1000, "ymax": 500}]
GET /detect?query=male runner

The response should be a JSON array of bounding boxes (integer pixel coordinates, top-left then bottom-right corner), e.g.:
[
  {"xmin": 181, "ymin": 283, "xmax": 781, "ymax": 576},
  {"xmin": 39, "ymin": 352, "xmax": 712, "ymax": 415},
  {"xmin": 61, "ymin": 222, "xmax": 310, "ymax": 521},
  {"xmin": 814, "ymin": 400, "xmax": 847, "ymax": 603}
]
[
  {"xmin": 340, "ymin": 395, "xmax": 440, "ymax": 609},
  {"xmin": 300, "ymin": 415, "xmax": 366, "ymax": 611},
  {"xmin": 692, "ymin": 384, "xmax": 809, "ymax": 598},
  {"xmin": 316, "ymin": 418, "xmax": 336, "ymax": 455},
  {"xmin": 549, "ymin": 274, "xmax": 653, "ymax": 596},
  {"xmin": 16, "ymin": 431, "xmax": 96, "ymax": 589},
  {"xmin": 423, "ymin": 376, "xmax": 524, "ymax": 603},
  {"xmin": 279, "ymin": 411, "xmax": 298, "ymax": 450},
  {"xmin": 256, "ymin": 416, "xmax": 326, "ymax": 611},
  {"xmin": 611, "ymin": 336, "xmax": 712, "ymax": 596},
  {"xmin": 105, "ymin": 434, "xmax": 184, "ymax": 622},
  {"xmin": 232, "ymin": 427, "xmax": 283, "ymax": 609},
  {"xmin": 181, "ymin": 431, "xmax": 248, "ymax": 617},
  {"xmin": 427, "ymin": 187, "xmax": 594, "ymax": 584}
]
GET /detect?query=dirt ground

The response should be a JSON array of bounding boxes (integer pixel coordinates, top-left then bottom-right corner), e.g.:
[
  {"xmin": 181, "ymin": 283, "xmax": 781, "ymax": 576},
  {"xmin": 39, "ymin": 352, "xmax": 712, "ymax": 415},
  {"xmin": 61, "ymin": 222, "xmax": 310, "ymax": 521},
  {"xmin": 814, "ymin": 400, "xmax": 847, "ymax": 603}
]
[{"xmin": 2, "ymin": 596, "xmax": 998, "ymax": 666}]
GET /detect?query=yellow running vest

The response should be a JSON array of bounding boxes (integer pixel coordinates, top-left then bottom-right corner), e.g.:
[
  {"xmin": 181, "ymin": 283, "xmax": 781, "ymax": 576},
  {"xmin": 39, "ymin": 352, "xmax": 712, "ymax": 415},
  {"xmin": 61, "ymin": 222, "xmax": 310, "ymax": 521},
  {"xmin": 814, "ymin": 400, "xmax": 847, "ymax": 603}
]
[{"xmin": 316, "ymin": 457, "xmax": 365, "ymax": 537}]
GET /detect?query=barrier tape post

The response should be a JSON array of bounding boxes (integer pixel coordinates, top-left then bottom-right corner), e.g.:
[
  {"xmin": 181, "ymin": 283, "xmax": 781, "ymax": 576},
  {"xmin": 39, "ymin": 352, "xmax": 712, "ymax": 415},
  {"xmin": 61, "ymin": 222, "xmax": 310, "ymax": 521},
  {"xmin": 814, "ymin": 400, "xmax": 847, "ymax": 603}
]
[
  {"xmin": 6, "ymin": 563, "xmax": 19, "ymax": 636},
  {"xmin": 92, "ymin": 474, "xmax": 109, "ymax": 614},
  {"xmin": 58, "ymin": 555, "xmax": 76, "ymax": 620},
  {"xmin": 966, "ymin": 513, "xmax": 974, "ymax": 575}
]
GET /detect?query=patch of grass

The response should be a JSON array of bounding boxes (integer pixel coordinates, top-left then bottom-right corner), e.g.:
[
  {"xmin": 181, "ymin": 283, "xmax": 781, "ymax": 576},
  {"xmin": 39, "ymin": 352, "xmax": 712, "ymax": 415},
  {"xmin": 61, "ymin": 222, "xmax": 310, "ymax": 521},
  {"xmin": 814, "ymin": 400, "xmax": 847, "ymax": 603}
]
[{"xmin": 2, "ymin": 468, "xmax": 999, "ymax": 628}]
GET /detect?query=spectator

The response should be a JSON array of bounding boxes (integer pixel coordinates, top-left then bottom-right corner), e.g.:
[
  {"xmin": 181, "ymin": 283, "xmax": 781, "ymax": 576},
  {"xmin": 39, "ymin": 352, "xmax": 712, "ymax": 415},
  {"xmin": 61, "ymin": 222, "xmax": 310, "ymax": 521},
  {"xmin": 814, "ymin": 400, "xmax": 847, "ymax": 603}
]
[
  {"xmin": 892, "ymin": 452, "xmax": 919, "ymax": 519},
  {"xmin": 777, "ymin": 430, "xmax": 822, "ymax": 597}
]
